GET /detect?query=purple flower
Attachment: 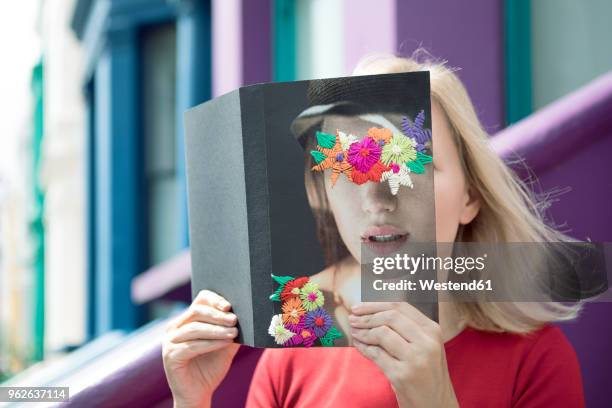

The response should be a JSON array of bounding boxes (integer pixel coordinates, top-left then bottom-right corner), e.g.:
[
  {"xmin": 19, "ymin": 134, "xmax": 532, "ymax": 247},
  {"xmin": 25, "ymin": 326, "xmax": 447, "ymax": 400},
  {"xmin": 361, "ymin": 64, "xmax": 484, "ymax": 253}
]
[
  {"xmin": 283, "ymin": 327, "xmax": 316, "ymax": 347},
  {"xmin": 283, "ymin": 316, "xmax": 305, "ymax": 347},
  {"xmin": 286, "ymin": 315, "xmax": 304, "ymax": 333},
  {"xmin": 401, "ymin": 111, "xmax": 431, "ymax": 152},
  {"xmin": 283, "ymin": 330, "xmax": 301, "ymax": 346},
  {"xmin": 300, "ymin": 328, "xmax": 316, "ymax": 347},
  {"xmin": 304, "ymin": 308, "xmax": 332, "ymax": 338}
]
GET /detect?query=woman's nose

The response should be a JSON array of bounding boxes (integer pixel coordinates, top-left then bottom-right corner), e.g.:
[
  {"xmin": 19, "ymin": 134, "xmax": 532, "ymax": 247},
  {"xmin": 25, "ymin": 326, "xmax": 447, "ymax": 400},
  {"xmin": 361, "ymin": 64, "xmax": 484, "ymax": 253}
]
[{"xmin": 360, "ymin": 182, "xmax": 397, "ymax": 214}]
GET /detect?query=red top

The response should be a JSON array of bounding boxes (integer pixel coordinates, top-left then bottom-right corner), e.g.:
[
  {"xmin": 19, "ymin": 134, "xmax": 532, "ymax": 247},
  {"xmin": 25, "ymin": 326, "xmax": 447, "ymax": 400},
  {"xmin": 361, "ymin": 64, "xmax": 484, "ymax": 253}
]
[{"xmin": 245, "ymin": 324, "xmax": 584, "ymax": 407}]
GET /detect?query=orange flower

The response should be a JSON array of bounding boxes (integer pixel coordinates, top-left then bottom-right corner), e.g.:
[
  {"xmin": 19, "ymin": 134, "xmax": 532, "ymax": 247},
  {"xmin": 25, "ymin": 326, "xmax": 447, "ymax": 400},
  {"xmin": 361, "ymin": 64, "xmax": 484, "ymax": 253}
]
[
  {"xmin": 311, "ymin": 137, "xmax": 342, "ymax": 172},
  {"xmin": 282, "ymin": 297, "xmax": 305, "ymax": 325},
  {"xmin": 329, "ymin": 157, "xmax": 353, "ymax": 186},
  {"xmin": 367, "ymin": 127, "xmax": 392, "ymax": 145},
  {"xmin": 312, "ymin": 131, "xmax": 353, "ymax": 186}
]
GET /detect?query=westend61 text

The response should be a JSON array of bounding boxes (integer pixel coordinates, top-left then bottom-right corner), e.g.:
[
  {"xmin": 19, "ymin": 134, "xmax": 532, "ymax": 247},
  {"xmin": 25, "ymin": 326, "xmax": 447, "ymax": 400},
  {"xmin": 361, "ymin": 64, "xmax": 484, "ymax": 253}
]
[{"xmin": 372, "ymin": 279, "xmax": 493, "ymax": 292}]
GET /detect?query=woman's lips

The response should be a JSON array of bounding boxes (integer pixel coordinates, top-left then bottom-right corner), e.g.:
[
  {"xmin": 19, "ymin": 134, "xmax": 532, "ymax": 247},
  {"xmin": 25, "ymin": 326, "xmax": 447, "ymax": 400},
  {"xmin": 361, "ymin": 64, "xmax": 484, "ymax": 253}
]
[{"xmin": 361, "ymin": 225, "xmax": 409, "ymax": 256}]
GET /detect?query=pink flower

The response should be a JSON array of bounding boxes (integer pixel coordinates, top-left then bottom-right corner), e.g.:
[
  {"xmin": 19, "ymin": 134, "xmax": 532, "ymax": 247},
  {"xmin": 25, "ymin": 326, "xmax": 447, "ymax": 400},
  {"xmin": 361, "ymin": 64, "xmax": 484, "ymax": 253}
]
[
  {"xmin": 284, "ymin": 327, "xmax": 316, "ymax": 347},
  {"xmin": 347, "ymin": 137, "xmax": 381, "ymax": 173}
]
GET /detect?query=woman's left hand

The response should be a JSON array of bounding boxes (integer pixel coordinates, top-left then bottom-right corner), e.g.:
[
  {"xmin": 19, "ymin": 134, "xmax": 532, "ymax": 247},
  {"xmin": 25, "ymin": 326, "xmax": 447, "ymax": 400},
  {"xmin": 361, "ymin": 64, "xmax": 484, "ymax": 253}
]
[{"xmin": 349, "ymin": 302, "xmax": 459, "ymax": 408}]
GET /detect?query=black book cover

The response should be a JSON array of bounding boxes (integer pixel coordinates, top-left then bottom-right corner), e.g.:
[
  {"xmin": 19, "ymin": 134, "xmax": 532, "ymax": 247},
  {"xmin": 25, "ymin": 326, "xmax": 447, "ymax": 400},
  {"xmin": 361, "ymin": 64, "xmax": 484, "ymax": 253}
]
[{"xmin": 184, "ymin": 71, "xmax": 436, "ymax": 348}]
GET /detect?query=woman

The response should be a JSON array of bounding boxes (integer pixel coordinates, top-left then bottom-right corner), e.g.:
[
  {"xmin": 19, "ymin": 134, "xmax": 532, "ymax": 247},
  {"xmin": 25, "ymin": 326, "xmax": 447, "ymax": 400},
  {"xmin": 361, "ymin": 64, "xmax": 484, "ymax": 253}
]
[{"xmin": 162, "ymin": 53, "xmax": 585, "ymax": 407}]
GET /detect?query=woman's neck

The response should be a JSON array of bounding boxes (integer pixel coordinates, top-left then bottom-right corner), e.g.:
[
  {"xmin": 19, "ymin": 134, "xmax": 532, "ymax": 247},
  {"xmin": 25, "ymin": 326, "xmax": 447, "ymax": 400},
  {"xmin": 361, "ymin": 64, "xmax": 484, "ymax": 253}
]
[{"xmin": 438, "ymin": 301, "xmax": 465, "ymax": 343}]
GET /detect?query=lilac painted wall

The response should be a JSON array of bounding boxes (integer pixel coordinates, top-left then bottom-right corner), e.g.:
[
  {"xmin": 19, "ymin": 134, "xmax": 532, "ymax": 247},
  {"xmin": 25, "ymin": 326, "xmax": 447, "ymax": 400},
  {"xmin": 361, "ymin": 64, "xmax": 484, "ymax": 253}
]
[
  {"xmin": 212, "ymin": 0, "xmax": 271, "ymax": 97},
  {"xmin": 396, "ymin": 0, "xmax": 505, "ymax": 133},
  {"xmin": 242, "ymin": 0, "xmax": 272, "ymax": 85},
  {"xmin": 212, "ymin": 0, "xmax": 242, "ymax": 97},
  {"xmin": 343, "ymin": 0, "xmax": 397, "ymax": 74}
]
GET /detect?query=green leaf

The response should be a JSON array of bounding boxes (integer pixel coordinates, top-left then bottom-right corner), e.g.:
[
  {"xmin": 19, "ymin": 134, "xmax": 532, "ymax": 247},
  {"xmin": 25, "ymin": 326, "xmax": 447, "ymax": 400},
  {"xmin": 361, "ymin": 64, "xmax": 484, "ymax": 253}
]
[
  {"xmin": 269, "ymin": 287, "xmax": 282, "ymax": 302},
  {"xmin": 319, "ymin": 326, "xmax": 343, "ymax": 346},
  {"xmin": 319, "ymin": 338, "xmax": 332, "ymax": 346},
  {"xmin": 406, "ymin": 160, "xmax": 425, "ymax": 174},
  {"xmin": 316, "ymin": 131, "xmax": 336, "ymax": 149},
  {"xmin": 310, "ymin": 150, "xmax": 327, "ymax": 164},
  {"xmin": 271, "ymin": 274, "xmax": 294, "ymax": 285},
  {"xmin": 416, "ymin": 151, "xmax": 432, "ymax": 165},
  {"xmin": 269, "ymin": 274, "xmax": 295, "ymax": 302}
]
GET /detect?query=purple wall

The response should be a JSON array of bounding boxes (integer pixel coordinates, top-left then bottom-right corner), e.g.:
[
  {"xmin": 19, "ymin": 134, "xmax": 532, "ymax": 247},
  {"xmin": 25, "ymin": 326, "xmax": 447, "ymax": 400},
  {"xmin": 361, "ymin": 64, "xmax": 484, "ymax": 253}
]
[
  {"xmin": 242, "ymin": 0, "xmax": 272, "ymax": 86},
  {"xmin": 212, "ymin": 0, "xmax": 271, "ymax": 96},
  {"xmin": 396, "ymin": 0, "xmax": 505, "ymax": 133}
]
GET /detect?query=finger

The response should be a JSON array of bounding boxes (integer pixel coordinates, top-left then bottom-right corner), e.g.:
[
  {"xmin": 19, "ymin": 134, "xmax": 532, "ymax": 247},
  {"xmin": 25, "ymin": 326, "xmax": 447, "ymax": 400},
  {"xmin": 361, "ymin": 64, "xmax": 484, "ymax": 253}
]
[
  {"xmin": 167, "ymin": 339, "xmax": 234, "ymax": 363},
  {"xmin": 171, "ymin": 303, "xmax": 237, "ymax": 332},
  {"xmin": 348, "ymin": 309, "xmax": 428, "ymax": 343},
  {"xmin": 176, "ymin": 304, "xmax": 237, "ymax": 329},
  {"xmin": 352, "ymin": 338, "xmax": 398, "ymax": 374},
  {"xmin": 351, "ymin": 302, "xmax": 433, "ymax": 327},
  {"xmin": 171, "ymin": 321, "xmax": 239, "ymax": 343},
  {"xmin": 194, "ymin": 289, "xmax": 232, "ymax": 311},
  {"xmin": 351, "ymin": 326, "xmax": 411, "ymax": 360},
  {"xmin": 166, "ymin": 308, "xmax": 196, "ymax": 332},
  {"xmin": 166, "ymin": 313, "xmax": 185, "ymax": 333}
]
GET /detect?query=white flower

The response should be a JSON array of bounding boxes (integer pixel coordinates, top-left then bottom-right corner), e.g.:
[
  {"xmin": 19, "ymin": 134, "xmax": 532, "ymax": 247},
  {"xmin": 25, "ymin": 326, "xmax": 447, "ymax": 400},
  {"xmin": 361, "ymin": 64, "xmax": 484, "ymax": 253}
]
[
  {"xmin": 381, "ymin": 164, "xmax": 414, "ymax": 195},
  {"xmin": 338, "ymin": 131, "xmax": 358, "ymax": 151},
  {"xmin": 268, "ymin": 314, "xmax": 295, "ymax": 345}
]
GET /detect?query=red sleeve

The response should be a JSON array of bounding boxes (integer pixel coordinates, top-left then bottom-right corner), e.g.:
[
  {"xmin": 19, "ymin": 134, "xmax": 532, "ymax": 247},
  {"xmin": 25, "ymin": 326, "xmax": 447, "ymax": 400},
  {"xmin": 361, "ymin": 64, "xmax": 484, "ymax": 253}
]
[
  {"xmin": 245, "ymin": 350, "xmax": 281, "ymax": 408},
  {"xmin": 512, "ymin": 325, "xmax": 585, "ymax": 407}
]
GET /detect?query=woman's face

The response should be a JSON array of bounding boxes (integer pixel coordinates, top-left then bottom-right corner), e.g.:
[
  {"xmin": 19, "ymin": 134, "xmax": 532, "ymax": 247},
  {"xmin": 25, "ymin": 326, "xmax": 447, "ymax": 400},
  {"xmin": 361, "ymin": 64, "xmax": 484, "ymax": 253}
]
[{"xmin": 322, "ymin": 101, "xmax": 480, "ymax": 261}]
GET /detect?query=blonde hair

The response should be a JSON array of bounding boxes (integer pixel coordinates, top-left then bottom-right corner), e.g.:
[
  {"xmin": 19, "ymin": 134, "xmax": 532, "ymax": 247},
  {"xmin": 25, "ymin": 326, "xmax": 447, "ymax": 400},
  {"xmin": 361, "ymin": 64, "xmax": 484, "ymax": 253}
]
[{"xmin": 351, "ymin": 51, "xmax": 582, "ymax": 333}]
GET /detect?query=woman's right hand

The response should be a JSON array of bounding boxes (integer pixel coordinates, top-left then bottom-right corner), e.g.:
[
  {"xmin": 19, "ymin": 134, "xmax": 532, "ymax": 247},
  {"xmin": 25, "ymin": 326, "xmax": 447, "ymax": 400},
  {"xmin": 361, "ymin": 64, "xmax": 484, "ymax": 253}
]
[{"xmin": 162, "ymin": 290, "xmax": 240, "ymax": 408}]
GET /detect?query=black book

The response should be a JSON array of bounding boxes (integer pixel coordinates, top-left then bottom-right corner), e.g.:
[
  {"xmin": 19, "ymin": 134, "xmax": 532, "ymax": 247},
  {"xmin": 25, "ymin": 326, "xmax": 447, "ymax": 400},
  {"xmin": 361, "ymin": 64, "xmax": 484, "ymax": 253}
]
[{"xmin": 184, "ymin": 71, "xmax": 437, "ymax": 348}]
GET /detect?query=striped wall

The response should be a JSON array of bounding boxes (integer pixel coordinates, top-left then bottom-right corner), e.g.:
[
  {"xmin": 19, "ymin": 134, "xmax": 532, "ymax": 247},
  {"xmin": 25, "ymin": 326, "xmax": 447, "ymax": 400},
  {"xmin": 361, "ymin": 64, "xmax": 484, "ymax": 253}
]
[{"xmin": 212, "ymin": 0, "xmax": 506, "ymax": 130}]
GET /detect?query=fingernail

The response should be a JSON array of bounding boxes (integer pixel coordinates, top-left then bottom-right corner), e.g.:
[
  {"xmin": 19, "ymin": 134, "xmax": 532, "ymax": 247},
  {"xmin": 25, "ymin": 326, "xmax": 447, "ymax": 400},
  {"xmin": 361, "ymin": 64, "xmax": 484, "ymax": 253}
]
[
  {"xmin": 226, "ymin": 313, "xmax": 237, "ymax": 323},
  {"xmin": 351, "ymin": 303, "xmax": 362, "ymax": 312},
  {"xmin": 218, "ymin": 300, "xmax": 231, "ymax": 309}
]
